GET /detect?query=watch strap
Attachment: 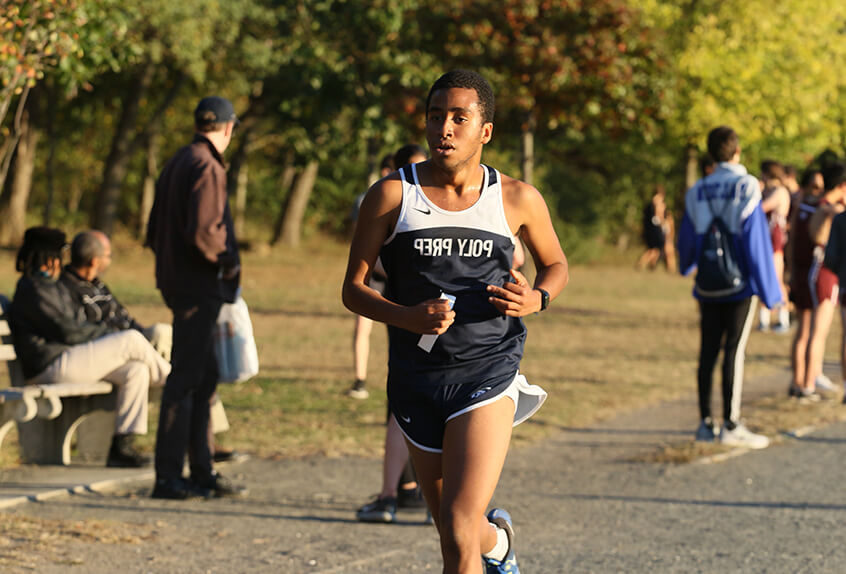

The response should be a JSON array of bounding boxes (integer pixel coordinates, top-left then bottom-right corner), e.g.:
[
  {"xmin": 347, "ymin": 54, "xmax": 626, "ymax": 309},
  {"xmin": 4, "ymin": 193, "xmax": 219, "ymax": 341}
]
[{"xmin": 535, "ymin": 287, "xmax": 550, "ymax": 311}]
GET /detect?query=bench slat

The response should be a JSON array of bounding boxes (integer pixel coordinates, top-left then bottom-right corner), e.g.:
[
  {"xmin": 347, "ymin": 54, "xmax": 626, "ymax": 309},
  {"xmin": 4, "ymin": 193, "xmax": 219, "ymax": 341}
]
[
  {"xmin": 0, "ymin": 387, "xmax": 41, "ymax": 401},
  {"xmin": 0, "ymin": 320, "xmax": 10, "ymax": 336},
  {"xmin": 0, "ymin": 382, "xmax": 112, "ymax": 400},
  {"xmin": 38, "ymin": 382, "xmax": 113, "ymax": 397},
  {"xmin": 0, "ymin": 344, "xmax": 15, "ymax": 361}
]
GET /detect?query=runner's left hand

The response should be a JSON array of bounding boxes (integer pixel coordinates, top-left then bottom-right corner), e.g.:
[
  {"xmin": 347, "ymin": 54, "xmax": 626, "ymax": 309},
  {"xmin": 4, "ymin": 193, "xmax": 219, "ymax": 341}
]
[{"xmin": 487, "ymin": 269, "xmax": 542, "ymax": 317}]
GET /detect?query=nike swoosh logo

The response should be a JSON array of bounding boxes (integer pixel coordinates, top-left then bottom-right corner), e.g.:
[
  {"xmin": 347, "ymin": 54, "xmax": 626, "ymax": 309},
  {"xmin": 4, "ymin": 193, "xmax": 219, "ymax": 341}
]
[
  {"xmin": 413, "ymin": 207, "xmax": 431, "ymax": 215},
  {"xmin": 400, "ymin": 415, "xmax": 411, "ymax": 423}
]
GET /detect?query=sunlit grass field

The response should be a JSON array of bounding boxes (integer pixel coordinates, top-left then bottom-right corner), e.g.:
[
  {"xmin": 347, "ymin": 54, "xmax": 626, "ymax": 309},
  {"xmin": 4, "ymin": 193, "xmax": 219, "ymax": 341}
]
[{"xmin": 0, "ymin": 233, "xmax": 840, "ymax": 463}]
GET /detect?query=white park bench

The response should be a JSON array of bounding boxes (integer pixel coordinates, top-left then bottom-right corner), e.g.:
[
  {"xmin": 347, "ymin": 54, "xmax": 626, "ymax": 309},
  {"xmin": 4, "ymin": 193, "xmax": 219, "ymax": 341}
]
[{"xmin": 0, "ymin": 294, "xmax": 118, "ymax": 465}]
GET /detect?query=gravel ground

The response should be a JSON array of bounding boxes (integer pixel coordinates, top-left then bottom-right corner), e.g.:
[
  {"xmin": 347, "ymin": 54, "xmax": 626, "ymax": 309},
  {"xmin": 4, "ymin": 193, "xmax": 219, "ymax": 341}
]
[{"xmin": 3, "ymin": 370, "xmax": 846, "ymax": 573}]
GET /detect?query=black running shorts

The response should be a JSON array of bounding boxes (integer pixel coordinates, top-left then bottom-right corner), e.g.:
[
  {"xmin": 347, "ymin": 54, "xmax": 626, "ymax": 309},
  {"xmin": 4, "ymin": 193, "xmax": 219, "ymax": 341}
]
[{"xmin": 388, "ymin": 370, "xmax": 517, "ymax": 452}]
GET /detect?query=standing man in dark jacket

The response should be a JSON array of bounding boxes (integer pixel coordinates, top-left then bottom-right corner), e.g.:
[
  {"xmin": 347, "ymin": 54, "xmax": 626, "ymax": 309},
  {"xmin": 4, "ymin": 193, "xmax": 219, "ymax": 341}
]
[{"xmin": 146, "ymin": 96, "xmax": 245, "ymax": 499}]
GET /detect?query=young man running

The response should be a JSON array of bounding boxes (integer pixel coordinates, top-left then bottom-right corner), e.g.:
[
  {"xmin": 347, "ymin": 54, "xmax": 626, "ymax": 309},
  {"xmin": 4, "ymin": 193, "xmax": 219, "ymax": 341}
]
[{"xmin": 342, "ymin": 70, "xmax": 568, "ymax": 573}]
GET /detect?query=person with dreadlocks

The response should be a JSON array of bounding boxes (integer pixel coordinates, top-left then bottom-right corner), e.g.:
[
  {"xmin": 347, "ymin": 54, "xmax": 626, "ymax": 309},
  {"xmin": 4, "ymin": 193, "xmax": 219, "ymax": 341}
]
[{"xmin": 8, "ymin": 227, "xmax": 171, "ymax": 467}]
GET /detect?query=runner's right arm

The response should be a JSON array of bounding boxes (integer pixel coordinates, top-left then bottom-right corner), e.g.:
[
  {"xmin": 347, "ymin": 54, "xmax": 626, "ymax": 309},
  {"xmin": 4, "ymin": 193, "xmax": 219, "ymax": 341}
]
[{"xmin": 341, "ymin": 175, "xmax": 455, "ymax": 335}]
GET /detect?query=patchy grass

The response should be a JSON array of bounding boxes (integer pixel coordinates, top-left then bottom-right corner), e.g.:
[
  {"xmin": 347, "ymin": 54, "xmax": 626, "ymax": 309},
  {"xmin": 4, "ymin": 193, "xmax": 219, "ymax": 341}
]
[
  {"xmin": 0, "ymin": 234, "xmax": 843, "ymax": 463},
  {"xmin": 0, "ymin": 514, "xmax": 158, "ymax": 570},
  {"xmin": 630, "ymin": 391, "xmax": 846, "ymax": 464}
]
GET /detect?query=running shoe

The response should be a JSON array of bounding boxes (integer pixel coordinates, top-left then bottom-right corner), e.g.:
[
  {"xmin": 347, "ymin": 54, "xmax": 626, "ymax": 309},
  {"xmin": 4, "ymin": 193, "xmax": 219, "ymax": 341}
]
[
  {"xmin": 694, "ymin": 418, "xmax": 718, "ymax": 442},
  {"xmin": 356, "ymin": 496, "xmax": 397, "ymax": 523},
  {"xmin": 719, "ymin": 423, "xmax": 769, "ymax": 449},
  {"xmin": 814, "ymin": 373, "xmax": 838, "ymax": 393},
  {"xmin": 483, "ymin": 508, "xmax": 519, "ymax": 573},
  {"xmin": 345, "ymin": 379, "xmax": 369, "ymax": 400}
]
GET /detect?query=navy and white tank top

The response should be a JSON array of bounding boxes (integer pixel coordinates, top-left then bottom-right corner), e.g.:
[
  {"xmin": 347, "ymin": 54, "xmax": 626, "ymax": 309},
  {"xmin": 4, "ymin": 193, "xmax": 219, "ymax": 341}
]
[{"xmin": 380, "ymin": 163, "xmax": 526, "ymax": 387}]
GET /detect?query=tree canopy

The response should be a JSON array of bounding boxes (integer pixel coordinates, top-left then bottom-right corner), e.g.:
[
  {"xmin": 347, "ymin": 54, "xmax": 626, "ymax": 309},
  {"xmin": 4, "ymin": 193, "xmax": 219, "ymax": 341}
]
[{"xmin": 0, "ymin": 0, "xmax": 843, "ymax": 258}]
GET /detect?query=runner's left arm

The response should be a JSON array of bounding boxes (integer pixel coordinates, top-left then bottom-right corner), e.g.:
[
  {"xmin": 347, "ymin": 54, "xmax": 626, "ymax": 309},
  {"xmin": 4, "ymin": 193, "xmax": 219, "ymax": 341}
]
[{"xmin": 487, "ymin": 180, "xmax": 569, "ymax": 317}]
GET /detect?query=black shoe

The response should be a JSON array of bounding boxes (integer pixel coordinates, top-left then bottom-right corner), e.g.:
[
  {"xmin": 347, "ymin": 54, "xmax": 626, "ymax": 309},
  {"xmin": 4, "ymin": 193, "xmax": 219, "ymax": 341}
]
[
  {"xmin": 106, "ymin": 434, "xmax": 151, "ymax": 468},
  {"xmin": 397, "ymin": 486, "xmax": 427, "ymax": 509},
  {"xmin": 193, "ymin": 471, "xmax": 248, "ymax": 498},
  {"xmin": 151, "ymin": 478, "xmax": 211, "ymax": 500},
  {"xmin": 356, "ymin": 496, "xmax": 397, "ymax": 523}
]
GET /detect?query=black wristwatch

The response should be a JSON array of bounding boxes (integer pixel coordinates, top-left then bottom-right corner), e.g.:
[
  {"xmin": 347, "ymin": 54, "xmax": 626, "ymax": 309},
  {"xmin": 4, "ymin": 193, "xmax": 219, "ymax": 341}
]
[{"xmin": 534, "ymin": 288, "xmax": 550, "ymax": 311}]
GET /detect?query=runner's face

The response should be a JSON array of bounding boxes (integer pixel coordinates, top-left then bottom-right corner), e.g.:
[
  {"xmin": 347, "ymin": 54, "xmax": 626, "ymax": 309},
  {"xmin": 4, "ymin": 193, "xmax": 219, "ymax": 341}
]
[{"xmin": 426, "ymin": 87, "xmax": 492, "ymax": 172}]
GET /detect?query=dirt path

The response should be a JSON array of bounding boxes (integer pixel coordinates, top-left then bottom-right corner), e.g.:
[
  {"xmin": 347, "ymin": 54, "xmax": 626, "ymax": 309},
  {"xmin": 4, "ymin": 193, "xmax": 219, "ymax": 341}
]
[{"xmin": 2, "ymin": 368, "xmax": 844, "ymax": 573}]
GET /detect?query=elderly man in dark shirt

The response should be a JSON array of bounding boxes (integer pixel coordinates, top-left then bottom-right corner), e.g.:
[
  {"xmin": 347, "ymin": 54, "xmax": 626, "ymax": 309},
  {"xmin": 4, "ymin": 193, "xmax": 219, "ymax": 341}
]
[
  {"xmin": 60, "ymin": 230, "xmax": 172, "ymax": 357},
  {"xmin": 9, "ymin": 227, "xmax": 171, "ymax": 467},
  {"xmin": 146, "ymin": 96, "xmax": 245, "ymax": 500}
]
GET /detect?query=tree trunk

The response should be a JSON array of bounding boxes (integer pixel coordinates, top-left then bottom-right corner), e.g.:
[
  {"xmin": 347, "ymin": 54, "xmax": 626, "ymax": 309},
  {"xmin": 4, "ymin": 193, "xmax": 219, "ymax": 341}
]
[
  {"xmin": 521, "ymin": 110, "xmax": 536, "ymax": 186},
  {"xmin": 234, "ymin": 162, "xmax": 249, "ymax": 239},
  {"xmin": 67, "ymin": 181, "xmax": 83, "ymax": 214},
  {"xmin": 366, "ymin": 137, "xmax": 380, "ymax": 186},
  {"xmin": 43, "ymin": 79, "xmax": 58, "ymax": 225},
  {"xmin": 227, "ymin": 128, "xmax": 254, "ymax": 239},
  {"xmin": 270, "ymin": 151, "xmax": 297, "ymax": 245},
  {"xmin": 138, "ymin": 132, "xmax": 160, "ymax": 239},
  {"xmin": 274, "ymin": 160, "xmax": 319, "ymax": 248},
  {"xmin": 92, "ymin": 63, "xmax": 155, "ymax": 235},
  {"xmin": 0, "ymin": 108, "xmax": 40, "ymax": 246},
  {"xmin": 684, "ymin": 143, "xmax": 699, "ymax": 191},
  {"xmin": 0, "ymin": 85, "xmax": 32, "ymax": 195}
]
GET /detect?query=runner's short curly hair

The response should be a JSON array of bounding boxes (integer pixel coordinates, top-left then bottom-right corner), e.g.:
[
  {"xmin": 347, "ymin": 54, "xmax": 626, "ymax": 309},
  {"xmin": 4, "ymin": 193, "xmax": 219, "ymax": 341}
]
[{"xmin": 426, "ymin": 70, "xmax": 495, "ymax": 124}]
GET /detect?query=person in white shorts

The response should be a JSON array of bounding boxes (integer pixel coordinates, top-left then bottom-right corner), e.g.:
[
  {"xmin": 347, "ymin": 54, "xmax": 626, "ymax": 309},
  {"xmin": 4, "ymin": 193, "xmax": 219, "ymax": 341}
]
[{"xmin": 343, "ymin": 70, "xmax": 569, "ymax": 574}]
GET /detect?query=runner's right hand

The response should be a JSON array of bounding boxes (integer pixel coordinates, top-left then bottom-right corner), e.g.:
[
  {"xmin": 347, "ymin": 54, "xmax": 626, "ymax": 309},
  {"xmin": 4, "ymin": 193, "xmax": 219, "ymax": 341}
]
[{"xmin": 403, "ymin": 299, "xmax": 455, "ymax": 334}]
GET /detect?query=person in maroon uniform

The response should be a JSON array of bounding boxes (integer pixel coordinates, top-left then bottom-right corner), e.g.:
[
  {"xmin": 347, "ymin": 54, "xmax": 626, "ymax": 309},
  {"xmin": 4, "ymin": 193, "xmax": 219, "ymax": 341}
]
[{"xmin": 789, "ymin": 169, "xmax": 841, "ymax": 399}]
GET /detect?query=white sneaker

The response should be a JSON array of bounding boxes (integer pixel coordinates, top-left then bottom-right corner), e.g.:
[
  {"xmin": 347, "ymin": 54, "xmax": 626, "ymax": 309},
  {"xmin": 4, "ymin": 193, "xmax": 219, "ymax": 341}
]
[
  {"xmin": 815, "ymin": 373, "xmax": 838, "ymax": 393},
  {"xmin": 719, "ymin": 423, "xmax": 769, "ymax": 449}
]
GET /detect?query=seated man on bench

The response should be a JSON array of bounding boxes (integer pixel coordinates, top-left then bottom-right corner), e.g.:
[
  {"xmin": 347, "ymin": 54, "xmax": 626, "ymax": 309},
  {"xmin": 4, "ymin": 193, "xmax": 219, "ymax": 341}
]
[
  {"xmin": 60, "ymin": 230, "xmax": 173, "ymax": 361},
  {"xmin": 8, "ymin": 227, "xmax": 171, "ymax": 468}
]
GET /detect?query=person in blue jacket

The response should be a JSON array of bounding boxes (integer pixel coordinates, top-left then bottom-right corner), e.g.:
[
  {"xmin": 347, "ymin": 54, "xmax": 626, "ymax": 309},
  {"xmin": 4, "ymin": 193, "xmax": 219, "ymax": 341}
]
[{"xmin": 678, "ymin": 126, "xmax": 782, "ymax": 449}]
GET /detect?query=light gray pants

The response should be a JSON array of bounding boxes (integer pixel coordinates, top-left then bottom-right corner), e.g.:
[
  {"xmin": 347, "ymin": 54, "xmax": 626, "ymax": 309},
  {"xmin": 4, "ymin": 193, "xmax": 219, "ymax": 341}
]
[{"xmin": 31, "ymin": 330, "xmax": 171, "ymax": 435}]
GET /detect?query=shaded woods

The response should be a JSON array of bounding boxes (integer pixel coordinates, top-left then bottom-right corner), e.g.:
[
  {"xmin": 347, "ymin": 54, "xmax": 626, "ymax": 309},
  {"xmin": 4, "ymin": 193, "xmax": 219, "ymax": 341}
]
[{"xmin": 1, "ymin": 0, "xmax": 844, "ymax": 259}]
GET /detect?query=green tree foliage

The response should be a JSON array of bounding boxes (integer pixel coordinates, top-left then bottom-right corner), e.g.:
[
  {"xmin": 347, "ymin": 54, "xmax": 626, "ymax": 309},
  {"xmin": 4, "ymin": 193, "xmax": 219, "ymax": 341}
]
[
  {"xmin": 425, "ymin": 0, "xmax": 664, "ymax": 136},
  {"xmin": 0, "ymin": 0, "xmax": 81, "ymax": 127},
  {"xmin": 657, "ymin": 0, "xmax": 846, "ymax": 167},
  {"xmin": 2, "ymin": 0, "xmax": 844, "ymax": 259}
]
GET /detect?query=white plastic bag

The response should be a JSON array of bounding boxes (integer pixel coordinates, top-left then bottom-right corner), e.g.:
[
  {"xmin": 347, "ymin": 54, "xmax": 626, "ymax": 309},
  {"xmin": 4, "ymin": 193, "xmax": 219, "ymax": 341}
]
[{"xmin": 214, "ymin": 295, "xmax": 259, "ymax": 383}]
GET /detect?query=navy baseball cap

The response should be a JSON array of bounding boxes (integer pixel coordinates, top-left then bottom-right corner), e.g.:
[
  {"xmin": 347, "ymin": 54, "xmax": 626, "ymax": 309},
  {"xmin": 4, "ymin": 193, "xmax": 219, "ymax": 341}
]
[{"xmin": 194, "ymin": 96, "xmax": 239, "ymax": 125}]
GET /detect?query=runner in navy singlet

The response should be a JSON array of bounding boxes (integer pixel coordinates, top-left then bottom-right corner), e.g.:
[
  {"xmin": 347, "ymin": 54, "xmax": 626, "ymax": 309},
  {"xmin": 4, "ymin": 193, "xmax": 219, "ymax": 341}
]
[{"xmin": 343, "ymin": 70, "xmax": 568, "ymax": 573}]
